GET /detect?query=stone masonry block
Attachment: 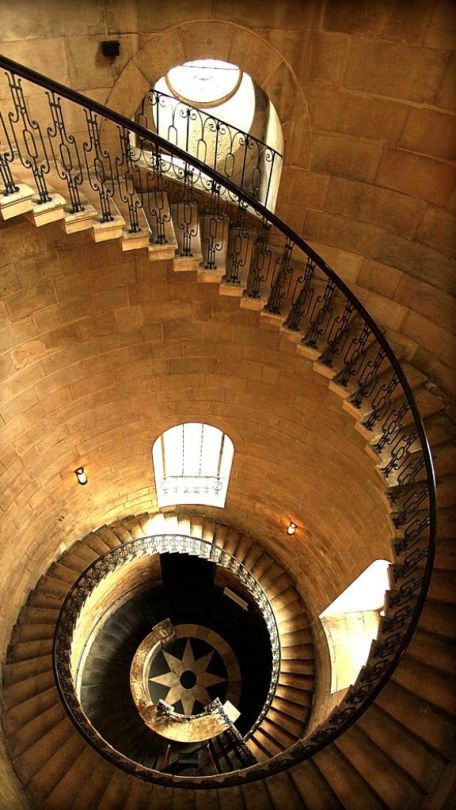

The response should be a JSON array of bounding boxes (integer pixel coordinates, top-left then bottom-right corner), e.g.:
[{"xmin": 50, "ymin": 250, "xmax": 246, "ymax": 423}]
[
  {"xmin": 417, "ymin": 207, "xmax": 456, "ymax": 256},
  {"xmin": 376, "ymin": 149, "xmax": 456, "ymax": 207},
  {"xmin": 308, "ymin": 32, "xmax": 349, "ymax": 86},
  {"xmin": 309, "ymin": 86, "xmax": 409, "ymax": 143},
  {"xmin": 310, "ymin": 133, "xmax": 382, "ymax": 182},
  {"xmin": 399, "ymin": 108, "xmax": 456, "ymax": 162},
  {"xmin": 344, "ymin": 38, "xmax": 449, "ymax": 104},
  {"xmin": 5, "ymin": 282, "xmax": 57, "ymax": 322},
  {"xmin": 325, "ymin": 176, "xmax": 426, "ymax": 238}
]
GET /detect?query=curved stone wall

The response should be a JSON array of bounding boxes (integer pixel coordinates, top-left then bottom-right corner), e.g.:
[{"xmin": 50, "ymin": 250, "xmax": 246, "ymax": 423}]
[
  {"xmin": 2, "ymin": 0, "xmax": 453, "ymax": 408},
  {"xmin": 0, "ymin": 216, "xmax": 392, "ymax": 658}
]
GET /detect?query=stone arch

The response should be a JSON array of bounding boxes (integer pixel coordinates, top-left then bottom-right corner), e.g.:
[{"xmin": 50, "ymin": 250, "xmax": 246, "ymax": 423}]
[{"xmin": 106, "ymin": 20, "xmax": 311, "ymax": 171}]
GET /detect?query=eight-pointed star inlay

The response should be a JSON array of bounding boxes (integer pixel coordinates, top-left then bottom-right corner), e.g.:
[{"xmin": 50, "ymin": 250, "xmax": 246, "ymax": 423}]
[{"xmin": 149, "ymin": 639, "xmax": 226, "ymax": 715}]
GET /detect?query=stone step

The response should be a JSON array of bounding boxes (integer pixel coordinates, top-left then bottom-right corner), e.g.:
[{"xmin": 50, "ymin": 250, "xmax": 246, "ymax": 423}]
[
  {"xmin": 14, "ymin": 715, "xmax": 72, "ymax": 784},
  {"xmin": 35, "ymin": 575, "xmax": 68, "ymax": 598},
  {"xmin": 376, "ymin": 680, "xmax": 454, "ymax": 756},
  {"xmin": 47, "ymin": 561, "xmax": 78, "ymax": 586},
  {"xmin": 260, "ymin": 716, "xmax": 300, "ymax": 749},
  {"xmin": 12, "ymin": 623, "xmax": 55, "ymax": 644},
  {"xmin": 251, "ymin": 727, "xmax": 283, "ymax": 757},
  {"xmin": 270, "ymin": 696, "xmax": 311, "ymax": 722},
  {"xmin": 275, "ymin": 684, "xmax": 313, "ymax": 708},
  {"xmin": 83, "ymin": 532, "xmax": 113, "ymax": 557},
  {"xmin": 290, "ymin": 758, "xmax": 343, "ymax": 809},
  {"xmin": 4, "ymin": 668, "xmax": 54, "ymax": 710},
  {"xmin": 7, "ymin": 637, "xmax": 54, "ymax": 663},
  {"xmin": 28, "ymin": 731, "xmax": 86, "ymax": 805},
  {"xmin": 94, "ymin": 525, "xmax": 123, "ymax": 549},
  {"xmin": 336, "ymin": 724, "xmax": 424, "ymax": 808},
  {"xmin": 92, "ymin": 200, "xmax": 125, "ymax": 243},
  {"xmin": 314, "ymin": 742, "xmax": 385, "ymax": 810},
  {"xmin": 8, "ymin": 701, "xmax": 66, "ymax": 759},
  {"xmin": 278, "ymin": 672, "xmax": 314, "ymax": 691},
  {"xmin": 419, "ymin": 598, "xmax": 456, "ymax": 638},
  {"xmin": 4, "ymin": 685, "xmax": 59, "ymax": 734},
  {"xmin": 3, "ymin": 655, "xmax": 53, "ymax": 687},
  {"xmin": 267, "ymin": 705, "xmax": 306, "ymax": 737},
  {"xmin": 265, "ymin": 772, "xmax": 303, "ymax": 810},
  {"xmin": 18, "ymin": 605, "xmax": 60, "ymax": 625},
  {"xmin": 393, "ymin": 656, "xmax": 456, "ymax": 716},
  {"xmin": 43, "ymin": 747, "xmax": 104, "ymax": 809},
  {"xmin": 357, "ymin": 703, "xmax": 444, "ymax": 795},
  {"xmin": 98, "ymin": 769, "xmax": 141, "ymax": 810},
  {"xmin": 407, "ymin": 629, "xmax": 456, "ymax": 674},
  {"xmin": 67, "ymin": 754, "xmax": 116, "ymax": 810},
  {"xmin": 241, "ymin": 780, "xmax": 274, "ymax": 810}
]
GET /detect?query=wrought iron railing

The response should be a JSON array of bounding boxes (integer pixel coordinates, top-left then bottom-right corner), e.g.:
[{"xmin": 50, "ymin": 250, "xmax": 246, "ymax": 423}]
[
  {"xmin": 136, "ymin": 87, "xmax": 282, "ymax": 210},
  {"xmin": 0, "ymin": 55, "xmax": 437, "ymax": 787},
  {"xmin": 53, "ymin": 533, "xmax": 280, "ymax": 786}
]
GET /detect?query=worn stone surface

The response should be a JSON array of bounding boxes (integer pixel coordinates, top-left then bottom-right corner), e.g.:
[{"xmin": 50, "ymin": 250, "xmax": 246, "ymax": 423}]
[{"xmin": 0, "ymin": 3, "xmax": 455, "ymax": 805}]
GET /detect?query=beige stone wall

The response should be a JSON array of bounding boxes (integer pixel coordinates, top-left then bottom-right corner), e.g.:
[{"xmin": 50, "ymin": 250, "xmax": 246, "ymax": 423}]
[
  {"xmin": 0, "ymin": 0, "xmax": 454, "ymax": 405},
  {"xmin": 0, "ymin": 216, "xmax": 392, "ymax": 659},
  {"xmin": 0, "ymin": 5, "xmax": 453, "ymax": 802},
  {"xmin": 0, "ymin": 0, "xmax": 456, "ymax": 408}
]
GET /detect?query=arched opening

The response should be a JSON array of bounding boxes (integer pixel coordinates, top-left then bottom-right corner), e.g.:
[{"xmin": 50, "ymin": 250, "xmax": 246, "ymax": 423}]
[
  {"xmin": 135, "ymin": 58, "xmax": 283, "ymax": 209},
  {"xmin": 152, "ymin": 422, "xmax": 234, "ymax": 508}
]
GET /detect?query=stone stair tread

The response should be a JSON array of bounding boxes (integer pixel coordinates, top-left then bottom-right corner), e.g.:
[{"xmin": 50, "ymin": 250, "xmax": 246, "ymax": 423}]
[
  {"xmin": 291, "ymin": 758, "xmax": 344, "ymax": 808},
  {"xmin": 14, "ymin": 715, "xmax": 72, "ymax": 784},
  {"xmin": 7, "ymin": 637, "xmax": 54, "ymax": 663},
  {"xmin": 376, "ymin": 680, "xmax": 455, "ymax": 756},
  {"xmin": 336, "ymin": 724, "xmax": 424, "ymax": 807},
  {"xmin": 94, "ymin": 525, "xmax": 123, "ymax": 548},
  {"xmin": 251, "ymin": 727, "xmax": 283, "ymax": 757},
  {"xmin": 392, "ymin": 655, "xmax": 456, "ymax": 716},
  {"xmin": 265, "ymin": 772, "xmax": 304, "ymax": 809},
  {"xmin": 240, "ymin": 780, "xmax": 274, "ymax": 810},
  {"xmin": 357, "ymin": 703, "xmax": 445, "ymax": 794},
  {"xmin": 28, "ymin": 731, "xmax": 86, "ymax": 804},
  {"xmin": 4, "ymin": 668, "xmax": 55, "ymax": 709},
  {"xmin": 8, "ymin": 702, "xmax": 66, "ymax": 758},
  {"xmin": 4, "ymin": 685, "xmax": 59, "ymax": 734},
  {"xmin": 3, "ymin": 654, "xmax": 53, "ymax": 687},
  {"xmin": 12, "ymin": 622, "xmax": 55, "ymax": 643},
  {"xmin": 406, "ymin": 628, "xmax": 456, "ymax": 674},
  {"xmin": 314, "ymin": 743, "xmax": 386, "ymax": 810}
]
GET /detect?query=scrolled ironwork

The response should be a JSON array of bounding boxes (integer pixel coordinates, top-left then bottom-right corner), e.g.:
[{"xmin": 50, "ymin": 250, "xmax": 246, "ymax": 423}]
[
  {"xmin": 53, "ymin": 533, "xmax": 281, "ymax": 785},
  {"xmin": 137, "ymin": 88, "xmax": 282, "ymax": 210},
  {"xmin": 0, "ymin": 54, "xmax": 437, "ymax": 789}
]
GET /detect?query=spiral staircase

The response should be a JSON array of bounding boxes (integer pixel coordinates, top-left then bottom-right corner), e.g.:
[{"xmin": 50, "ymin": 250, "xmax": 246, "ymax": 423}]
[{"xmin": 0, "ymin": 54, "xmax": 455, "ymax": 809}]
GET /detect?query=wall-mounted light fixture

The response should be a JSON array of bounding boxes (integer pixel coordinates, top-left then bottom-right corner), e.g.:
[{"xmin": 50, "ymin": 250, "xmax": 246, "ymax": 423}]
[
  {"xmin": 286, "ymin": 521, "xmax": 297, "ymax": 536},
  {"xmin": 75, "ymin": 467, "xmax": 88, "ymax": 486}
]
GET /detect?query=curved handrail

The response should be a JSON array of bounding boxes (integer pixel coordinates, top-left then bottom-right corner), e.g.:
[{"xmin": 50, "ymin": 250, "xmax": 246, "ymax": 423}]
[
  {"xmin": 53, "ymin": 533, "xmax": 281, "ymax": 786},
  {"xmin": 1, "ymin": 54, "xmax": 437, "ymax": 786},
  {"xmin": 136, "ymin": 86, "xmax": 283, "ymax": 208},
  {"xmin": 139, "ymin": 86, "xmax": 283, "ymax": 157}
]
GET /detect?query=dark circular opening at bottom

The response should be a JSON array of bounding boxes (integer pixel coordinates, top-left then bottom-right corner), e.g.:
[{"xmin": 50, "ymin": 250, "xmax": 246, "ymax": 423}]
[{"xmin": 180, "ymin": 669, "xmax": 197, "ymax": 689}]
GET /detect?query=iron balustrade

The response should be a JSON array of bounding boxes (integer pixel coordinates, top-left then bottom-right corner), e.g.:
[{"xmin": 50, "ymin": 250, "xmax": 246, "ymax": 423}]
[
  {"xmin": 136, "ymin": 87, "xmax": 282, "ymax": 211},
  {"xmin": 0, "ymin": 54, "xmax": 437, "ymax": 787},
  {"xmin": 53, "ymin": 533, "xmax": 281, "ymax": 787}
]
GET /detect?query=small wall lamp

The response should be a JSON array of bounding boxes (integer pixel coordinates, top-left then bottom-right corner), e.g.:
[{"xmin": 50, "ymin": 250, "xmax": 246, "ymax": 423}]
[
  {"xmin": 286, "ymin": 521, "xmax": 297, "ymax": 536},
  {"xmin": 75, "ymin": 467, "xmax": 88, "ymax": 486}
]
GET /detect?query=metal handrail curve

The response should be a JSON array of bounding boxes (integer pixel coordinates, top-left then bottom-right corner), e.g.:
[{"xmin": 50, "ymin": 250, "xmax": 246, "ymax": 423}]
[{"xmin": 0, "ymin": 54, "xmax": 437, "ymax": 787}]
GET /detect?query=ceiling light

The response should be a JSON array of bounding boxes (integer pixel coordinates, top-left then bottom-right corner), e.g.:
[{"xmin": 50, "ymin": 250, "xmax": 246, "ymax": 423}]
[
  {"xmin": 75, "ymin": 467, "xmax": 88, "ymax": 486},
  {"xmin": 287, "ymin": 521, "xmax": 297, "ymax": 535}
]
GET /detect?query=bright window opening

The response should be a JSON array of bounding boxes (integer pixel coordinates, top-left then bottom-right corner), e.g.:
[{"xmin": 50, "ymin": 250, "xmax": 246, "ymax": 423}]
[
  {"xmin": 152, "ymin": 423, "xmax": 234, "ymax": 509},
  {"xmin": 155, "ymin": 59, "xmax": 255, "ymax": 136},
  {"xmin": 165, "ymin": 60, "xmax": 243, "ymax": 108},
  {"xmin": 320, "ymin": 560, "xmax": 390, "ymax": 693}
]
